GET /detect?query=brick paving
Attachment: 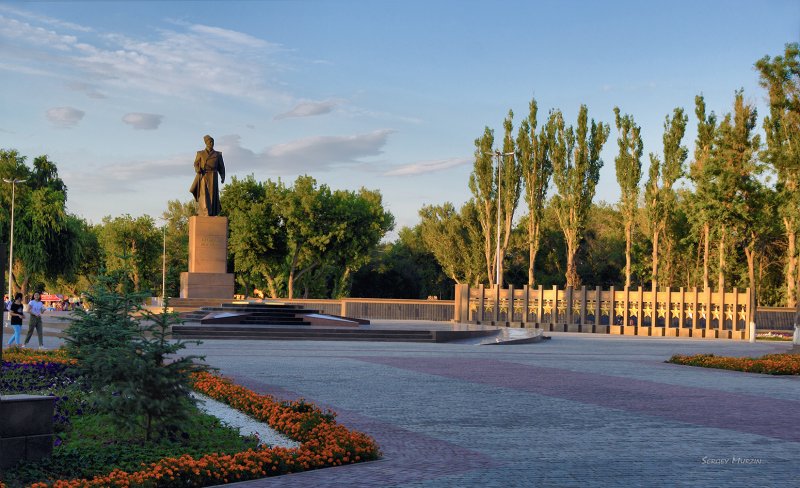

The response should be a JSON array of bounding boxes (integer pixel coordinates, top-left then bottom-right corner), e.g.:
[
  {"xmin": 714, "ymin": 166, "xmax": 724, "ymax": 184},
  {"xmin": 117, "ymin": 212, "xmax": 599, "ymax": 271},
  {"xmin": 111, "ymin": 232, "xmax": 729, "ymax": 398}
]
[{"xmin": 185, "ymin": 327, "xmax": 800, "ymax": 486}]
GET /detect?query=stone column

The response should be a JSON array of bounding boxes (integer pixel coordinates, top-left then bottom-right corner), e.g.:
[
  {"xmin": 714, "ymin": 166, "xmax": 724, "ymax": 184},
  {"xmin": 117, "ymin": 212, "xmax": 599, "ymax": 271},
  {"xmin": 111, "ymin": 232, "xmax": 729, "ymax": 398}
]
[{"xmin": 180, "ymin": 216, "xmax": 235, "ymax": 299}]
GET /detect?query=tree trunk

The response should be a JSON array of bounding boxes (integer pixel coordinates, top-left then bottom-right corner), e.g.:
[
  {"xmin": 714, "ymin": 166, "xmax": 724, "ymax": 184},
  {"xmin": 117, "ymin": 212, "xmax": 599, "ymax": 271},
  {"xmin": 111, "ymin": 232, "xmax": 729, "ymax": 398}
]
[
  {"xmin": 288, "ymin": 249, "xmax": 300, "ymax": 299},
  {"xmin": 652, "ymin": 229, "xmax": 660, "ymax": 290},
  {"xmin": 665, "ymin": 237, "xmax": 675, "ymax": 286},
  {"xmin": 745, "ymin": 239, "xmax": 757, "ymax": 318},
  {"xmin": 717, "ymin": 229, "xmax": 726, "ymax": 293},
  {"xmin": 266, "ymin": 276, "xmax": 278, "ymax": 299},
  {"xmin": 703, "ymin": 223, "xmax": 710, "ymax": 290},
  {"xmin": 482, "ymin": 201, "xmax": 494, "ymax": 286},
  {"xmin": 624, "ymin": 220, "xmax": 632, "ymax": 288},
  {"xmin": 785, "ymin": 218, "xmax": 797, "ymax": 308},
  {"xmin": 528, "ymin": 220, "xmax": 540, "ymax": 286},
  {"xmin": 566, "ymin": 237, "xmax": 579, "ymax": 287}
]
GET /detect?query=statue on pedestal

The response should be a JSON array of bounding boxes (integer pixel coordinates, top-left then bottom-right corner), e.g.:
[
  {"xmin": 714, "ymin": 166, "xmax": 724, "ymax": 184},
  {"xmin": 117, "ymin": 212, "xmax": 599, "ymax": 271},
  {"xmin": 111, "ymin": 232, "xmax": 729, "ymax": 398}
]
[{"xmin": 190, "ymin": 135, "xmax": 225, "ymax": 216}]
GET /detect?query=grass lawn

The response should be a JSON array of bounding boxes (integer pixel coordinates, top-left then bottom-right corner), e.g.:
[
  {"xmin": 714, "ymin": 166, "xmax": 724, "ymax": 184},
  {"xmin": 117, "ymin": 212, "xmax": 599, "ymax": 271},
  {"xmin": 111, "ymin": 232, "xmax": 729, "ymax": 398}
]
[{"xmin": 0, "ymin": 349, "xmax": 380, "ymax": 487}]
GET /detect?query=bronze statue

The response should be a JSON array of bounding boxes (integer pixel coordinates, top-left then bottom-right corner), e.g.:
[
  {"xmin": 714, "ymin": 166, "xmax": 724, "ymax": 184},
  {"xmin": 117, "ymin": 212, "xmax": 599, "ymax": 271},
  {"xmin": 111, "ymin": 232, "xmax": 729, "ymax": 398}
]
[{"xmin": 190, "ymin": 135, "xmax": 226, "ymax": 216}]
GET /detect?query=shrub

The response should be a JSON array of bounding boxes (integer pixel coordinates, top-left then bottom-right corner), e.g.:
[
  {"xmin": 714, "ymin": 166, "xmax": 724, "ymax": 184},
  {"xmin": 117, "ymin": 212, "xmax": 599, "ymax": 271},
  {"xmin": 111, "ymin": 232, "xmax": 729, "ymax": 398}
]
[{"xmin": 64, "ymin": 279, "xmax": 208, "ymax": 441}]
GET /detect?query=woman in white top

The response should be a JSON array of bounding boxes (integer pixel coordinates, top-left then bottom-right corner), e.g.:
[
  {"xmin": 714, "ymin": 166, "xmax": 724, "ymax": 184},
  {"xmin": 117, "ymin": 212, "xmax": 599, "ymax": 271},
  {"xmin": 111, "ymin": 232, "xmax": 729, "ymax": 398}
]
[{"xmin": 24, "ymin": 291, "xmax": 45, "ymax": 349}]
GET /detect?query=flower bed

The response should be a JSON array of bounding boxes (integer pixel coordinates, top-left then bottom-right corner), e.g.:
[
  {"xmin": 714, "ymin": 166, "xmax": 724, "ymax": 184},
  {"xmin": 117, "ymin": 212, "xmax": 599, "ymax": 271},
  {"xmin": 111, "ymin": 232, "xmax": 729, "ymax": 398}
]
[
  {"xmin": 667, "ymin": 353, "xmax": 800, "ymax": 375},
  {"xmin": 755, "ymin": 331, "xmax": 793, "ymax": 341},
  {"xmin": 1, "ymin": 353, "xmax": 381, "ymax": 487}
]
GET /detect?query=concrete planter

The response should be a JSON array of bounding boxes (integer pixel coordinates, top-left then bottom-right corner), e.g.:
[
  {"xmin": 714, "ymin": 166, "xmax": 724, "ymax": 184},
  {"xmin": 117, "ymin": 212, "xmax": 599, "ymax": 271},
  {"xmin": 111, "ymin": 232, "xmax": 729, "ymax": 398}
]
[{"xmin": 0, "ymin": 394, "xmax": 55, "ymax": 469}]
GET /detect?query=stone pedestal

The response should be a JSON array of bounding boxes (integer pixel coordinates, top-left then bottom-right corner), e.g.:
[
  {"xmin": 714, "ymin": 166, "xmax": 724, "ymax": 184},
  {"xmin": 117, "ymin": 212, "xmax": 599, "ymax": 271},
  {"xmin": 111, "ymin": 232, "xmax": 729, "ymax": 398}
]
[
  {"xmin": 0, "ymin": 394, "xmax": 55, "ymax": 469},
  {"xmin": 180, "ymin": 216, "xmax": 234, "ymax": 299}
]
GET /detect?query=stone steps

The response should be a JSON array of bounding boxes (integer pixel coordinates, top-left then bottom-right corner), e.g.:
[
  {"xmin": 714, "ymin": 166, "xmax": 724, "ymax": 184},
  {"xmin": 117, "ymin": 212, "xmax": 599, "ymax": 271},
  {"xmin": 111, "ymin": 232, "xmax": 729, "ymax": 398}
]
[{"xmin": 172, "ymin": 325, "xmax": 436, "ymax": 342}]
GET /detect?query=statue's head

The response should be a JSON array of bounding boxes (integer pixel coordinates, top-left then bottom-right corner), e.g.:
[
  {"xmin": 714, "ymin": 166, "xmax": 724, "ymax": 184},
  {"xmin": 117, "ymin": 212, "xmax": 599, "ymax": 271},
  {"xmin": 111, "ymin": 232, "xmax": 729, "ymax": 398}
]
[{"xmin": 204, "ymin": 134, "xmax": 214, "ymax": 150}]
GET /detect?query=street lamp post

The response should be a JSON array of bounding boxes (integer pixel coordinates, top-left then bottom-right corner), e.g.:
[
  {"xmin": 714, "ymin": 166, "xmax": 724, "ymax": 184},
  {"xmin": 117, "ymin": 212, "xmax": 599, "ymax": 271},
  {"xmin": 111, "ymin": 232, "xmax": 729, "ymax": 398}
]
[
  {"xmin": 4, "ymin": 178, "xmax": 26, "ymax": 314},
  {"xmin": 162, "ymin": 225, "xmax": 167, "ymax": 303},
  {"xmin": 484, "ymin": 151, "xmax": 514, "ymax": 288}
]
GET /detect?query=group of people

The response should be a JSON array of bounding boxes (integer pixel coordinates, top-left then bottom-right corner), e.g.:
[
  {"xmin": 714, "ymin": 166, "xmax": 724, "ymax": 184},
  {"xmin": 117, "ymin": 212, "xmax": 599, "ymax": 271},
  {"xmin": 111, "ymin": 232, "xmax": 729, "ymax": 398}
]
[{"xmin": 4, "ymin": 291, "xmax": 45, "ymax": 349}]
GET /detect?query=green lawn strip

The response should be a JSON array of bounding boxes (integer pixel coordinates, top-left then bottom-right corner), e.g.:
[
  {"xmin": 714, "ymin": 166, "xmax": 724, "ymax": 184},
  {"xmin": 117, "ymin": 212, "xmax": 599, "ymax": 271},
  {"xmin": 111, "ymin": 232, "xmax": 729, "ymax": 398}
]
[{"xmin": 1, "ymin": 406, "xmax": 258, "ymax": 487}]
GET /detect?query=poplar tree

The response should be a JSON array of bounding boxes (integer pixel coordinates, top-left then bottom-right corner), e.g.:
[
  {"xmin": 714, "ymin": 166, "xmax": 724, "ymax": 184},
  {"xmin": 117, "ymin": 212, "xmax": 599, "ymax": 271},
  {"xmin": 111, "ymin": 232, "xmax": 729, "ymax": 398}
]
[
  {"xmin": 613, "ymin": 107, "xmax": 643, "ymax": 288},
  {"xmin": 469, "ymin": 112, "xmax": 521, "ymax": 287},
  {"xmin": 646, "ymin": 109, "xmax": 688, "ymax": 288},
  {"xmin": 688, "ymin": 96, "xmax": 717, "ymax": 289},
  {"xmin": 516, "ymin": 98, "xmax": 553, "ymax": 286},
  {"xmin": 498, "ymin": 110, "xmax": 521, "ymax": 286},
  {"xmin": 756, "ymin": 43, "xmax": 800, "ymax": 307},
  {"xmin": 551, "ymin": 105, "xmax": 610, "ymax": 286},
  {"xmin": 707, "ymin": 91, "xmax": 761, "ymax": 295},
  {"xmin": 469, "ymin": 127, "xmax": 497, "ymax": 285}
]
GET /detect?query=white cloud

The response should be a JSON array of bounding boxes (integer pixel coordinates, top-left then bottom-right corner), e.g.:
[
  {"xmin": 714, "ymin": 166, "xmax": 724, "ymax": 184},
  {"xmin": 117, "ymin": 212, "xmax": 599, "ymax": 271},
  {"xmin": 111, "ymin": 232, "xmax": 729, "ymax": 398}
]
[
  {"xmin": 122, "ymin": 112, "xmax": 164, "ymax": 130},
  {"xmin": 384, "ymin": 157, "xmax": 471, "ymax": 176},
  {"xmin": 0, "ymin": 9, "xmax": 290, "ymax": 105},
  {"xmin": 274, "ymin": 99, "xmax": 341, "ymax": 120},
  {"xmin": 219, "ymin": 129, "xmax": 395, "ymax": 173},
  {"xmin": 63, "ymin": 153, "xmax": 190, "ymax": 194},
  {"xmin": 46, "ymin": 106, "xmax": 85, "ymax": 128}
]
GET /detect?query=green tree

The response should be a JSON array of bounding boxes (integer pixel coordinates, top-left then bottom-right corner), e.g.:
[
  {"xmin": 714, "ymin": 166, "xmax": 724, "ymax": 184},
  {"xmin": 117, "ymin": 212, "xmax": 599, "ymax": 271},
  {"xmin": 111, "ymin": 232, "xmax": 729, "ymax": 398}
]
[
  {"xmin": 708, "ymin": 90, "xmax": 762, "ymax": 298},
  {"xmin": 756, "ymin": 42, "xmax": 800, "ymax": 307},
  {"xmin": 222, "ymin": 176, "xmax": 286, "ymax": 298},
  {"xmin": 613, "ymin": 107, "xmax": 643, "ymax": 288},
  {"xmin": 350, "ymin": 226, "xmax": 454, "ymax": 299},
  {"xmin": 0, "ymin": 151, "xmax": 84, "ymax": 296},
  {"xmin": 45, "ymin": 215, "xmax": 100, "ymax": 296},
  {"xmin": 551, "ymin": 105, "xmax": 611, "ymax": 286},
  {"xmin": 517, "ymin": 98, "xmax": 553, "ymax": 286},
  {"xmin": 645, "ymin": 108, "xmax": 688, "ymax": 288},
  {"xmin": 687, "ymin": 95, "xmax": 718, "ymax": 289},
  {"xmin": 469, "ymin": 111, "xmax": 521, "ymax": 286},
  {"xmin": 418, "ymin": 200, "xmax": 484, "ymax": 285},
  {"xmin": 96, "ymin": 214, "xmax": 161, "ymax": 293},
  {"xmin": 161, "ymin": 199, "xmax": 197, "ymax": 297},
  {"xmin": 326, "ymin": 188, "xmax": 394, "ymax": 297}
]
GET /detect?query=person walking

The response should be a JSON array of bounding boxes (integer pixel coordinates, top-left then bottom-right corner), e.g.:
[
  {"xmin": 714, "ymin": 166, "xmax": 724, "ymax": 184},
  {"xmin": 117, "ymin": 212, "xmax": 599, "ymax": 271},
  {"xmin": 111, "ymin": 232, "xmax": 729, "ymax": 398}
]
[
  {"xmin": 23, "ymin": 291, "xmax": 45, "ymax": 349},
  {"xmin": 6, "ymin": 292, "xmax": 24, "ymax": 347}
]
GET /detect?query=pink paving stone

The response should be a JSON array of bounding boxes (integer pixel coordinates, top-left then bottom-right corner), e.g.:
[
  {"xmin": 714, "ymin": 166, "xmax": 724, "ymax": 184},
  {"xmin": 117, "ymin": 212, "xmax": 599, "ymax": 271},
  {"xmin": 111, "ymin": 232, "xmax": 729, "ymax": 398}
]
[
  {"xmin": 354, "ymin": 356, "xmax": 800, "ymax": 443},
  {"xmin": 226, "ymin": 375, "xmax": 500, "ymax": 487}
]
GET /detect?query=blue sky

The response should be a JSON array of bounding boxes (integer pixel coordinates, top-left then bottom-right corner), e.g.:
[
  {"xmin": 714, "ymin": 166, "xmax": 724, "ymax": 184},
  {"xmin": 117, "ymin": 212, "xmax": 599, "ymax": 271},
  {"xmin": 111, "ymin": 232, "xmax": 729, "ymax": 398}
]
[{"xmin": 1, "ymin": 1, "xmax": 798, "ymax": 238}]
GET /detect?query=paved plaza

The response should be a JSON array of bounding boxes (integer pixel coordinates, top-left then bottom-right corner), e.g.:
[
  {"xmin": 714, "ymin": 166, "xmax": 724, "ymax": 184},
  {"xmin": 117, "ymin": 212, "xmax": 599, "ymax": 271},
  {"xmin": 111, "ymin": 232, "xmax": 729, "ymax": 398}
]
[{"xmin": 177, "ymin": 323, "xmax": 799, "ymax": 488}]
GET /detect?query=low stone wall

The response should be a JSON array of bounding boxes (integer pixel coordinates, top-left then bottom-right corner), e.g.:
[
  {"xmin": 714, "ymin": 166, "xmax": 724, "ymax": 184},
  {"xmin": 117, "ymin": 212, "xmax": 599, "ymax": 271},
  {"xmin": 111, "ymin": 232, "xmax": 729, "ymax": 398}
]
[{"xmin": 0, "ymin": 394, "xmax": 55, "ymax": 469}]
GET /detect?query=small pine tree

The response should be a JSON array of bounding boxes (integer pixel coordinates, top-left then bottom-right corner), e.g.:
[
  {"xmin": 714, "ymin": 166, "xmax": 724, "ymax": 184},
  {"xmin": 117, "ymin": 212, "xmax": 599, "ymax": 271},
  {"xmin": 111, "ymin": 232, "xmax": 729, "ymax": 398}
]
[{"xmin": 65, "ymin": 277, "xmax": 208, "ymax": 441}]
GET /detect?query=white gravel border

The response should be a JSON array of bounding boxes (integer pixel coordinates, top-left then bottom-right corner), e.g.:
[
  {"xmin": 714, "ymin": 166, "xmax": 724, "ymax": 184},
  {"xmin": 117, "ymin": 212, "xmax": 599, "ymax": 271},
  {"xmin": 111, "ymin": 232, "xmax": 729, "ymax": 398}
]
[{"xmin": 191, "ymin": 392, "xmax": 301, "ymax": 449}]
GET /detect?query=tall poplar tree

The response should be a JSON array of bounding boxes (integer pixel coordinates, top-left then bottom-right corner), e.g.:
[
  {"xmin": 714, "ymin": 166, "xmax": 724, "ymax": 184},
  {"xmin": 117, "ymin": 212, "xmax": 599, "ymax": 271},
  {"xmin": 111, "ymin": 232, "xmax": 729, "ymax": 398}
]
[
  {"xmin": 469, "ymin": 111, "xmax": 521, "ymax": 287},
  {"xmin": 756, "ymin": 43, "xmax": 800, "ymax": 307},
  {"xmin": 688, "ymin": 96, "xmax": 717, "ymax": 289},
  {"xmin": 551, "ymin": 105, "xmax": 610, "ymax": 286},
  {"xmin": 613, "ymin": 107, "xmax": 643, "ymax": 288},
  {"xmin": 499, "ymin": 110, "xmax": 521, "ymax": 286},
  {"xmin": 707, "ymin": 91, "xmax": 761, "ymax": 295},
  {"xmin": 516, "ymin": 99, "xmax": 553, "ymax": 286},
  {"xmin": 646, "ymin": 108, "xmax": 688, "ymax": 289},
  {"xmin": 469, "ymin": 127, "xmax": 497, "ymax": 285}
]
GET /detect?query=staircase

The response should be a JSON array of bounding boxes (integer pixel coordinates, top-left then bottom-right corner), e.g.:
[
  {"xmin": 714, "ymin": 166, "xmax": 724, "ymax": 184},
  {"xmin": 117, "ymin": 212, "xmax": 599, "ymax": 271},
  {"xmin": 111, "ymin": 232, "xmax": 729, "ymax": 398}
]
[
  {"xmin": 180, "ymin": 302, "xmax": 321, "ymax": 326},
  {"xmin": 171, "ymin": 324, "xmax": 438, "ymax": 342}
]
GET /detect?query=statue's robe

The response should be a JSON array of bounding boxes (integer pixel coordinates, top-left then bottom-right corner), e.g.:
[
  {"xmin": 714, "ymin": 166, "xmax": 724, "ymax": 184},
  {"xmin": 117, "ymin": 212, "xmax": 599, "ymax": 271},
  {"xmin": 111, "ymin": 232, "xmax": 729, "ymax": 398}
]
[{"xmin": 190, "ymin": 149, "xmax": 225, "ymax": 216}]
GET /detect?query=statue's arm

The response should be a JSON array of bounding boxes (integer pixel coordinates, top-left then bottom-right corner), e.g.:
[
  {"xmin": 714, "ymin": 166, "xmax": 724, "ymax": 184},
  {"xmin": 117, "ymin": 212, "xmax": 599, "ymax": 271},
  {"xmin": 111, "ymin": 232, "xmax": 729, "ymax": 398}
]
[
  {"xmin": 218, "ymin": 152, "xmax": 225, "ymax": 183},
  {"xmin": 194, "ymin": 152, "xmax": 204, "ymax": 174}
]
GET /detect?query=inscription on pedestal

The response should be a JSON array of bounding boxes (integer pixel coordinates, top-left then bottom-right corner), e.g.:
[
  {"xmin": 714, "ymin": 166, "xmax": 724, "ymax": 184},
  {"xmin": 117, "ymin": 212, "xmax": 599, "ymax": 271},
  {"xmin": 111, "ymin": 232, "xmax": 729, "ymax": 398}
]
[{"xmin": 183, "ymin": 216, "xmax": 234, "ymax": 299}]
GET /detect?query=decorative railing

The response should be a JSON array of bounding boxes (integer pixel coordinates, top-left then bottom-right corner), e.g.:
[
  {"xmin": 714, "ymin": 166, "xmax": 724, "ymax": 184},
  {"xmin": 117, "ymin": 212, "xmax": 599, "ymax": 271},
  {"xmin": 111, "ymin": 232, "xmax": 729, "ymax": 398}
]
[{"xmin": 454, "ymin": 284, "xmax": 753, "ymax": 340}]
